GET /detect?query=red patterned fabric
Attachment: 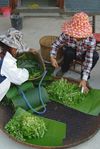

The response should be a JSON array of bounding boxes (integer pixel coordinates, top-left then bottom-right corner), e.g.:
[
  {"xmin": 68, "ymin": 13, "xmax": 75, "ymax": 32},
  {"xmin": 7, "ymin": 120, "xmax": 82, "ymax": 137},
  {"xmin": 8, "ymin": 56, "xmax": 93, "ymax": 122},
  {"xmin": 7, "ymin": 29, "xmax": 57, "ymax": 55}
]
[
  {"xmin": 62, "ymin": 12, "xmax": 92, "ymax": 38},
  {"xmin": 93, "ymin": 33, "xmax": 100, "ymax": 43}
]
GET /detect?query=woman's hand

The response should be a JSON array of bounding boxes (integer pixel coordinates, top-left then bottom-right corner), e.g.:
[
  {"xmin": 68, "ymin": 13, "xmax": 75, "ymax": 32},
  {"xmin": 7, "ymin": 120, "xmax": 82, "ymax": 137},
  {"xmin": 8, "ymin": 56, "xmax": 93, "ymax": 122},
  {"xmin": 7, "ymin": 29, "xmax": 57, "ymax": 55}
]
[
  {"xmin": 79, "ymin": 79, "xmax": 89, "ymax": 93},
  {"xmin": 50, "ymin": 56, "xmax": 59, "ymax": 68}
]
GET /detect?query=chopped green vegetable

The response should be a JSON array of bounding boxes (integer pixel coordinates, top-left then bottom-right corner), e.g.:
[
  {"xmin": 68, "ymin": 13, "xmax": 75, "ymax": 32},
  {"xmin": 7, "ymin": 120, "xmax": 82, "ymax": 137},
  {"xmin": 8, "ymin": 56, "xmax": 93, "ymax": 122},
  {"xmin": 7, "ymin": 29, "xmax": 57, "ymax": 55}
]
[
  {"xmin": 5, "ymin": 110, "xmax": 47, "ymax": 141},
  {"xmin": 21, "ymin": 114, "xmax": 47, "ymax": 139},
  {"xmin": 46, "ymin": 78, "xmax": 86, "ymax": 106}
]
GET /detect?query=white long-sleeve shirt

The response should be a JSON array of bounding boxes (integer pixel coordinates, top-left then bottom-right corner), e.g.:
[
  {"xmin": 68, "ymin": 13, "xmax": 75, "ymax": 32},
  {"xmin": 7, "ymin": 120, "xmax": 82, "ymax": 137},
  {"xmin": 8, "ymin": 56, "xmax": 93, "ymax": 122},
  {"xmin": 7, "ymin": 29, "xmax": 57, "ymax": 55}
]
[{"xmin": 0, "ymin": 52, "xmax": 29, "ymax": 101}]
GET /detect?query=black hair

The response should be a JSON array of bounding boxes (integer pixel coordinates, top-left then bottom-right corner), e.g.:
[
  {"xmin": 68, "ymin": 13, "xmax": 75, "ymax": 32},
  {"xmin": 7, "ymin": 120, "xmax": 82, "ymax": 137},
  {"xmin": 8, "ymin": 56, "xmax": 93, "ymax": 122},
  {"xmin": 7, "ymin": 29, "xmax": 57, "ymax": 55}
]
[{"xmin": 0, "ymin": 41, "xmax": 11, "ymax": 56}]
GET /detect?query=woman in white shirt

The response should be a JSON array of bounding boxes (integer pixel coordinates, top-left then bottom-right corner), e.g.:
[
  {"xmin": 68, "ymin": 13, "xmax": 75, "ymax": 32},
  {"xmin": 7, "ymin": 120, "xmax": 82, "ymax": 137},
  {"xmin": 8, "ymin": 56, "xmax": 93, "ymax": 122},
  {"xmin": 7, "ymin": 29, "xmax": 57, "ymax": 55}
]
[{"xmin": 0, "ymin": 28, "xmax": 35, "ymax": 101}]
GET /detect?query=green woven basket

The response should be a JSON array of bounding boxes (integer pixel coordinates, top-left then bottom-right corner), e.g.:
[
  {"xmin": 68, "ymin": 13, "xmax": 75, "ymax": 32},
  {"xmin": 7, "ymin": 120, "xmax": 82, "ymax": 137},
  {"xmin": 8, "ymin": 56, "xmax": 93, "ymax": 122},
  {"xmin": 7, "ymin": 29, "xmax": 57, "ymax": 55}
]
[{"xmin": 16, "ymin": 51, "xmax": 46, "ymax": 81}]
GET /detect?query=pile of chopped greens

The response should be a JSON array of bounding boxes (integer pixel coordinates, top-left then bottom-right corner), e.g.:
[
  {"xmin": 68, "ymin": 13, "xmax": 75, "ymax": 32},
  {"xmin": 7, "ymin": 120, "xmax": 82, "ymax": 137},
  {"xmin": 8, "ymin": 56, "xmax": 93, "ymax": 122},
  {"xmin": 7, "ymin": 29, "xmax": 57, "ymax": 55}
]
[
  {"xmin": 5, "ymin": 109, "xmax": 47, "ymax": 141},
  {"xmin": 46, "ymin": 78, "xmax": 86, "ymax": 106}
]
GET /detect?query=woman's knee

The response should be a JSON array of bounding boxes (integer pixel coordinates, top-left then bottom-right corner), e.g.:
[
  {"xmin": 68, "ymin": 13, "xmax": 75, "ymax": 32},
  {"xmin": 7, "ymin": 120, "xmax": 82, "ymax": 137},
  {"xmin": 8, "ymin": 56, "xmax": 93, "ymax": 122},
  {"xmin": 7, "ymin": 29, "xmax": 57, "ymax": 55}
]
[{"xmin": 63, "ymin": 46, "xmax": 76, "ymax": 58}]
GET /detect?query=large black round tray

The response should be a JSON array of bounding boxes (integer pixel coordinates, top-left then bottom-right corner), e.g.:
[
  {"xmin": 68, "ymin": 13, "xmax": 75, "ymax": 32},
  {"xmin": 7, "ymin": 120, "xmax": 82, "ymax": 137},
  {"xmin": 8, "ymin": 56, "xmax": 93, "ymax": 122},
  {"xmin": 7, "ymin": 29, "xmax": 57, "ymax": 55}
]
[{"xmin": 0, "ymin": 100, "xmax": 100, "ymax": 149}]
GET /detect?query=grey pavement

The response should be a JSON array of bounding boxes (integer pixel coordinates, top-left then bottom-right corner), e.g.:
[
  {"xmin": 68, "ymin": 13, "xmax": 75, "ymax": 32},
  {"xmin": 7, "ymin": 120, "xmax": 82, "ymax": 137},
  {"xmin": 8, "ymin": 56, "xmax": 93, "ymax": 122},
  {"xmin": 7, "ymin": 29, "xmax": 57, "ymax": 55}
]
[{"xmin": 0, "ymin": 15, "xmax": 100, "ymax": 149}]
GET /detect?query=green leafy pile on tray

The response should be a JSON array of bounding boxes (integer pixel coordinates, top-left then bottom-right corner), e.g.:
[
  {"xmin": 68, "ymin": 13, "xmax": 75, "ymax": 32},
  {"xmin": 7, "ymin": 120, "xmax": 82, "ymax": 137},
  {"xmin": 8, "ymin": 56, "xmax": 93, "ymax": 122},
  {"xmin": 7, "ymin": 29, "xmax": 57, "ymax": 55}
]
[
  {"xmin": 5, "ymin": 109, "xmax": 47, "ymax": 141},
  {"xmin": 46, "ymin": 78, "xmax": 86, "ymax": 106}
]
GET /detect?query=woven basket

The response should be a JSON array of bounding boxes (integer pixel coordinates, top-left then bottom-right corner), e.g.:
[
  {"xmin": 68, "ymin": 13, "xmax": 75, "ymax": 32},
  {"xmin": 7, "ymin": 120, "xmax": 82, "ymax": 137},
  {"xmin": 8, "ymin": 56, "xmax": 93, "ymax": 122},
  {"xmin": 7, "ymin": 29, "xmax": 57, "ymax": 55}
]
[
  {"xmin": 16, "ymin": 51, "xmax": 46, "ymax": 80},
  {"xmin": 39, "ymin": 35, "xmax": 63, "ymax": 63}
]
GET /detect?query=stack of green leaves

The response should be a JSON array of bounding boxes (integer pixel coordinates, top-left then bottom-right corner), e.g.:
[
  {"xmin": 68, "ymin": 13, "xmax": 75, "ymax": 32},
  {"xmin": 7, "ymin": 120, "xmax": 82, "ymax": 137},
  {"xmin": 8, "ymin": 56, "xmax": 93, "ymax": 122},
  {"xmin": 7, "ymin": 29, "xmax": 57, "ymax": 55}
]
[
  {"xmin": 47, "ymin": 78, "xmax": 86, "ymax": 106},
  {"xmin": 6, "ymin": 82, "xmax": 49, "ymax": 111},
  {"xmin": 5, "ymin": 108, "xmax": 47, "ymax": 141}
]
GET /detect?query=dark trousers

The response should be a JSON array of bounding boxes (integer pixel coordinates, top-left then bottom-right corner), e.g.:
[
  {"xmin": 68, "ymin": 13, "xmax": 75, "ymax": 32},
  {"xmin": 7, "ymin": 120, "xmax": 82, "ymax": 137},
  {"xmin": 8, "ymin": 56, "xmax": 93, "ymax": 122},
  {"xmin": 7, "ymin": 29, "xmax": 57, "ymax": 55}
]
[{"xmin": 61, "ymin": 46, "xmax": 99, "ymax": 79}]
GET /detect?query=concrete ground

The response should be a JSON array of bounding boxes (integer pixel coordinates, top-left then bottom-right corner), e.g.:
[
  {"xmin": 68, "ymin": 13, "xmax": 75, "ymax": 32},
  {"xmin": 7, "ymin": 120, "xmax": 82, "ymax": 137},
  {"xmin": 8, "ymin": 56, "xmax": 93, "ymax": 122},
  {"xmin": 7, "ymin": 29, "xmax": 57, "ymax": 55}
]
[{"xmin": 0, "ymin": 15, "xmax": 100, "ymax": 149}]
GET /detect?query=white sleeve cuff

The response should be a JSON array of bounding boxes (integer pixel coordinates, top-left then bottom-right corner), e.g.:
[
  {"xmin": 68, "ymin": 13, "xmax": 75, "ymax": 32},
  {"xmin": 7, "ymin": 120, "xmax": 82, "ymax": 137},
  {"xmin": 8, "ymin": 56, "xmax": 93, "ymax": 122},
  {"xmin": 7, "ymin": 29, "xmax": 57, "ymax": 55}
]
[{"xmin": 82, "ymin": 75, "xmax": 88, "ymax": 81}]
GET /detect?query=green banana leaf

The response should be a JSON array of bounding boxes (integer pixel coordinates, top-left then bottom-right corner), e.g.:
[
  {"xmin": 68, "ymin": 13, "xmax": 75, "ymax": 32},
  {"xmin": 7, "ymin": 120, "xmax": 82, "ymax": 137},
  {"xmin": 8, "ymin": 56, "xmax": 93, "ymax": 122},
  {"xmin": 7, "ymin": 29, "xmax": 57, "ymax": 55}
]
[
  {"xmin": 6, "ymin": 82, "xmax": 49, "ymax": 111},
  {"xmin": 6, "ymin": 108, "xmax": 67, "ymax": 147},
  {"xmin": 6, "ymin": 81, "xmax": 33, "ymax": 99},
  {"xmin": 68, "ymin": 88, "xmax": 100, "ymax": 116}
]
